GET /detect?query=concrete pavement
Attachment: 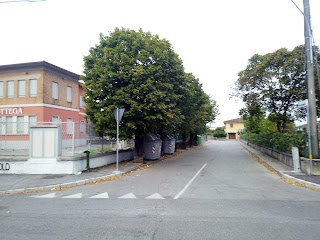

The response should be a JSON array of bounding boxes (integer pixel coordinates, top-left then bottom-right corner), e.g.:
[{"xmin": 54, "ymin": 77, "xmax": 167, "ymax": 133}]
[
  {"xmin": 1, "ymin": 140, "xmax": 320, "ymax": 194},
  {"xmin": 239, "ymin": 141, "xmax": 320, "ymax": 191}
]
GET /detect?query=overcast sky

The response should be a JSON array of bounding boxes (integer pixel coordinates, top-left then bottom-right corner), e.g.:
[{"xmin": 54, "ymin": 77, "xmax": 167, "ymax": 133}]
[{"xmin": 0, "ymin": 0, "xmax": 319, "ymax": 127}]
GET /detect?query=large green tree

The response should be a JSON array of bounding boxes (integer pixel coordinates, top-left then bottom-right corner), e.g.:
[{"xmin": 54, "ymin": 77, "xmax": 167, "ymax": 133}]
[
  {"xmin": 234, "ymin": 45, "xmax": 307, "ymax": 133},
  {"xmin": 82, "ymin": 28, "xmax": 185, "ymax": 155}
]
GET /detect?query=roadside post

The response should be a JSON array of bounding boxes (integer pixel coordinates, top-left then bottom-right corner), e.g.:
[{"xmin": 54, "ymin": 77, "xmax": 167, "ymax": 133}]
[
  {"xmin": 113, "ymin": 107, "xmax": 125, "ymax": 174},
  {"xmin": 83, "ymin": 149, "xmax": 93, "ymax": 170},
  {"xmin": 297, "ymin": 99, "xmax": 313, "ymax": 175},
  {"xmin": 291, "ymin": 147, "xmax": 301, "ymax": 173}
]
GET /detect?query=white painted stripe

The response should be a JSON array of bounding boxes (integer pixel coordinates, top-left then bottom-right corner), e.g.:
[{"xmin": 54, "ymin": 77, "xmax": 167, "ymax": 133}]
[
  {"xmin": 31, "ymin": 193, "xmax": 56, "ymax": 198},
  {"xmin": 62, "ymin": 193, "xmax": 83, "ymax": 198},
  {"xmin": 118, "ymin": 193, "xmax": 136, "ymax": 199},
  {"xmin": 90, "ymin": 192, "xmax": 109, "ymax": 198},
  {"xmin": 174, "ymin": 163, "xmax": 207, "ymax": 200},
  {"xmin": 145, "ymin": 193, "xmax": 165, "ymax": 199}
]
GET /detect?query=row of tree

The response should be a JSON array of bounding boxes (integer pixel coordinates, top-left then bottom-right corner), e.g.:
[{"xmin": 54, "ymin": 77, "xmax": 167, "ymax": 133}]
[{"xmin": 82, "ymin": 28, "xmax": 218, "ymax": 156}]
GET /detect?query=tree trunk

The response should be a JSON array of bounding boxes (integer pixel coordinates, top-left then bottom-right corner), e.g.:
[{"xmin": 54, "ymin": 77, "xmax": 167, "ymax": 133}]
[
  {"xmin": 134, "ymin": 129, "xmax": 144, "ymax": 157},
  {"xmin": 194, "ymin": 131, "xmax": 198, "ymax": 146},
  {"xmin": 181, "ymin": 131, "xmax": 187, "ymax": 149},
  {"xmin": 189, "ymin": 131, "xmax": 194, "ymax": 147}
]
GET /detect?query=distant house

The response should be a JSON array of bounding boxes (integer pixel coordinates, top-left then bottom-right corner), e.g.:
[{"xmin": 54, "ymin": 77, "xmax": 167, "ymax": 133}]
[{"xmin": 223, "ymin": 118, "xmax": 244, "ymax": 140}]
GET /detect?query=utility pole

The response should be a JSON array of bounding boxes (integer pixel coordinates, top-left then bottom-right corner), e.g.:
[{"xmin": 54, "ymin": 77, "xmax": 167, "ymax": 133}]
[{"xmin": 303, "ymin": 0, "xmax": 318, "ymax": 158}]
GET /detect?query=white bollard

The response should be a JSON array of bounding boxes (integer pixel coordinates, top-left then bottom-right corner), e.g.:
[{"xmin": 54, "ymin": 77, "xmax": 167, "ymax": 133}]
[{"xmin": 291, "ymin": 147, "xmax": 301, "ymax": 172}]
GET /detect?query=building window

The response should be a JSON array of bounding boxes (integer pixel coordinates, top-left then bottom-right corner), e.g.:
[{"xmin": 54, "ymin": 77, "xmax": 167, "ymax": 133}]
[
  {"xmin": 230, "ymin": 123, "xmax": 233, "ymax": 128},
  {"xmin": 7, "ymin": 80, "xmax": 14, "ymax": 98},
  {"xmin": 6, "ymin": 116, "xmax": 13, "ymax": 134},
  {"xmin": 80, "ymin": 120, "xmax": 85, "ymax": 134},
  {"xmin": 28, "ymin": 115, "xmax": 37, "ymax": 132},
  {"xmin": 0, "ymin": 81, "xmax": 3, "ymax": 98},
  {"xmin": 67, "ymin": 118, "xmax": 73, "ymax": 135},
  {"xmin": 52, "ymin": 82, "xmax": 58, "ymax": 99},
  {"xmin": 80, "ymin": 95, "xmax": 85, "ymax": 108},
  {"xmin": 67, "ymin": 86, "xmax": 72, "ymax": 102},
  {"xmin": 52, "ymin": 116, "xmax": 60, "ymax": 125},
  {"xmin": 17, "ymin": 116, "xmax": 25, "ymax": 134},
  {"xmin": 18, "ymin": 80, "xmax": 26, "ymax": 97},
  {"xmin": 29, "ymin": 79, "xmax": 37, "ymax": 97}
]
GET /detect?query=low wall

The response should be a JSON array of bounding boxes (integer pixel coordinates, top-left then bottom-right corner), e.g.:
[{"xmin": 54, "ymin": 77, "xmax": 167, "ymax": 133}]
[
  {"xmin": 247, "ymin": 142, "xmax": 294, "ymax": 168},
  {"xmin": 246, "ymin": 141, "xmax": 320, "ymax": 175},
  {"xmin": 300, "ymin": 158, "xmax": 320, "ymax": 175},
  {"xmin": 0, "ymin": 150, "xmax": 135, "ymax": 175}
]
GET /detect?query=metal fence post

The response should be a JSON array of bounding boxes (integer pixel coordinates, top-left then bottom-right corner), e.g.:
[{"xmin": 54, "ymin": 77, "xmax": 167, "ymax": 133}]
[{"xmin": 72, "ymin": 122, "xmax": 75, "ymax": 156}]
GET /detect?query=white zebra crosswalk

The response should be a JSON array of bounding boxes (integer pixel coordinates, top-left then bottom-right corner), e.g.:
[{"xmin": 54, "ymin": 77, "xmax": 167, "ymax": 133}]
[
  {"xmin": 118, "ymin": 193, "xmax": 136, "ymax": 199},
  {"xmin": 30, "ymin": 192, "xmax": 167, "ymax": 200},
  {"xmin": 89, "ymin": 192, "xmax": 109, "ymax": 199},
  {"xmin": 62, "ymin": 193, "xmax": 83, "ymax": 199}
]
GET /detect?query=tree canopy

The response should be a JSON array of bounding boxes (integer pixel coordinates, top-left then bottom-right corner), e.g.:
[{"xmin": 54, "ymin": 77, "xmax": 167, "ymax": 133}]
[
  {"xmin": 82, "ymin": 27, "xmax": 218, "ymax": 155},
  {"xmin": 234, "ymin": 45, "xmax": 308, "ymax": 133}
]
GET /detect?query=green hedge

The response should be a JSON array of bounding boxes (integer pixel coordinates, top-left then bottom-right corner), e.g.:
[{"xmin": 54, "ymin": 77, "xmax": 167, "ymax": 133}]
[{"xmin": 241, "ymin": 131, "xmax": 308, "ymax": 157}]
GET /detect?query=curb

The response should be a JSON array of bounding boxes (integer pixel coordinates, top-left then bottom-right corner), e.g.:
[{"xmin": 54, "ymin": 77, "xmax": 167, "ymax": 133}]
[
  {"xmin": 280, "ymin": 172, "xmax": 320, "ymax": 192},
  {"xmin": 0, "ymin": 165, "xmax": 143, "ymax": 195},
  {"xmin": 239, "ymin": 141, "xmax": 320, "ymax": 192}
]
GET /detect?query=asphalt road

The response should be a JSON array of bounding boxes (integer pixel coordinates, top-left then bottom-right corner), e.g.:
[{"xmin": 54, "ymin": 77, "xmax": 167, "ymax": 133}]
[{"xmin": 1, "ymin": 140, "xmax": 320, "ymax": 240}]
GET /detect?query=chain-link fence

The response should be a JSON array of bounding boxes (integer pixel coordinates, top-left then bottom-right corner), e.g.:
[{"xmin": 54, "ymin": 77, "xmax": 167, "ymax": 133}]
[{"xmin": 0, "ymin": 122, "xmax": 134, "ymax": 157}]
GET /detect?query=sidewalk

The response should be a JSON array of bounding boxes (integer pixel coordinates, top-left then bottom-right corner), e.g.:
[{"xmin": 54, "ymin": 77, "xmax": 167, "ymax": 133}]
[
  {"xmin": 0, "ymin": 160, "xmax": 146, "ymax": 194},
  {"xmin": 0, "ymin": 148, "xmax": 195, "ymax": 194},
  {"xmin": 239, "ymin": 141, "xmax": 320, "ymax": 191},
  {"xmin": 0, "ymin": 148, "xmax": 190, "ymax": 194}
]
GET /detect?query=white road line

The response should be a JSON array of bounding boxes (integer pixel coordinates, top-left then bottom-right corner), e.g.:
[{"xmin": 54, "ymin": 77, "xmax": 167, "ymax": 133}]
[
  {"xmin": 174, "ymin": 163, "xmax": 207, "ymax": 200},
  {"xmin": 118, "ymin": 193, "xmax": 137, "ymax": 199},
  {"xmin": 90, "ymin": 192, "xmax": 109, "ymax": 198},
  {"xmin": 31, "ymin": 193, "xmax": 56, "ymax": 198},
  {"xmin": 62, "ymin": 193, "xmax": 83, "ymax": 198},
  {"xmin": 145, "ymin": 193, "xmax": 165, "ymax": 199}
]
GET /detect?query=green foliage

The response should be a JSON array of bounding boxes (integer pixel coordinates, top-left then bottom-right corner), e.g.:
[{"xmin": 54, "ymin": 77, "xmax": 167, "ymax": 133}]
[
  {"xmin": 234, "ymin": 45, "xmax": 308, "ymax": 133},
  {"xmin": 240, "ymin": 104, "xmax": 265, "ymax": 134},
  {"xmin": 177, "ymin": 73, "xmax": 218, "ymax": 135},
  {"xmin": 247, "ymin": 131, "xmax": 307, "ymax": 157},
  {"xmin": 241, "ymin": 114, "xmax": 307, "ymax": 157},
  {"xmin": 81, "ymin": 27, "xmax": 219, "ymax": 153},
  {"xmin": 82, "ymin": 27, "xmax": 186, "ymax": 138},
  {"xmin": 212, "ymin": 128, "xmax": 226, "ymax": 138}
]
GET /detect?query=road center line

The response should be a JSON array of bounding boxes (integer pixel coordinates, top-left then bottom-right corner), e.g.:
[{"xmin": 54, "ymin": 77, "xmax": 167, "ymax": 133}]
[{"xmin": 174, "ymin": 163, "xmax": 207, "ymax": 200}]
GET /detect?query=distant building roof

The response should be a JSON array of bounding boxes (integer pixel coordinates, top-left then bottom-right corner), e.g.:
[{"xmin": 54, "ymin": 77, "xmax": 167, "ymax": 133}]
[
  {"xmin": 223, "ymin": 117, "xmax": 243, "ymax": 124},
  {"xmin": 0, "ymin": 61, "xmax": 80, "ymax": 81}
]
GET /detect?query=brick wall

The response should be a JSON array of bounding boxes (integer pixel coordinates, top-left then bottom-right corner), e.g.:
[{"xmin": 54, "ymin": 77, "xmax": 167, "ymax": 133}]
[
  {"xmin": 0, "ymin": 70, "xmax": 44, "ymax": 105},
  {"xmin": 43, "ymin": 71, "xmax": 79, "ymax": 109}
]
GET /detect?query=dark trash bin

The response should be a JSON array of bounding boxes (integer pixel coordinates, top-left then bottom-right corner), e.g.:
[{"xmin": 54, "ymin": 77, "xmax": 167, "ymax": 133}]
[
  {"xmin": 163, "ymin": 134, "xmax": 175, "ymax": 154},
  {"xmin": 143, "ymin": 133, "xmax": 162, "ymax": 160}
]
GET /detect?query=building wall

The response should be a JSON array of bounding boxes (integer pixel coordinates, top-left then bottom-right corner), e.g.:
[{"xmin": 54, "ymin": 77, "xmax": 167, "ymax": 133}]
[
  {"xmin": 0, "ymin": 70, "xmax": 44, "ymax": 105},
  {"xmin": 224, "ymin": 121, "xmax": 244, "ymax": 140},
  {"xmin": 43, "ymin": 71, "xmax": 80, "ymax": 109},
  {"xmin": 0, "ymin": 62, "xmax": 85, "ymax": 128}
]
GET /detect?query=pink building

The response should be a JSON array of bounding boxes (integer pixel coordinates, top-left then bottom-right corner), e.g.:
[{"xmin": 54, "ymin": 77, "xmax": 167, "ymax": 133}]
[{"xmin": 0, "ymin": 61, "xmax": 86, "ymax": 149}]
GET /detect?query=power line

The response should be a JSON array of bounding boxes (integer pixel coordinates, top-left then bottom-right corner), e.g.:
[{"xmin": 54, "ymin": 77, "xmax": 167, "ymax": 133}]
[
  {"xmin": 290, "ymin": 0, "xmax": 304, "ymax": 16},
  {"xmin": 0, "ymin": 0, "xmax": 46, "ymax": 3}
]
